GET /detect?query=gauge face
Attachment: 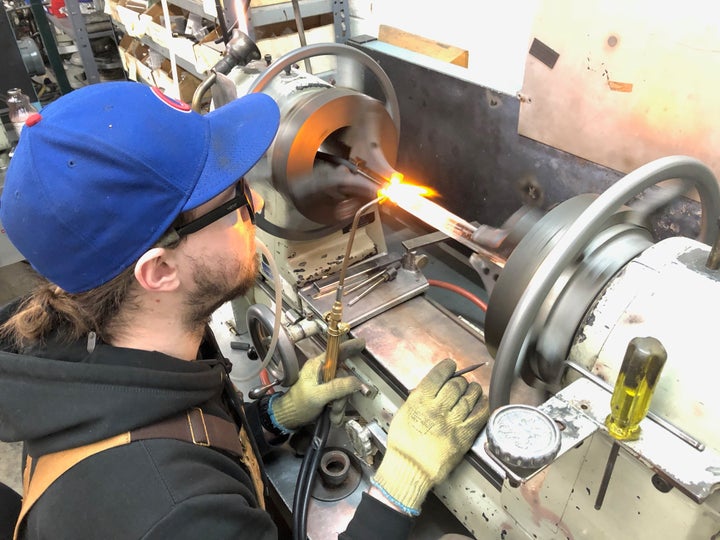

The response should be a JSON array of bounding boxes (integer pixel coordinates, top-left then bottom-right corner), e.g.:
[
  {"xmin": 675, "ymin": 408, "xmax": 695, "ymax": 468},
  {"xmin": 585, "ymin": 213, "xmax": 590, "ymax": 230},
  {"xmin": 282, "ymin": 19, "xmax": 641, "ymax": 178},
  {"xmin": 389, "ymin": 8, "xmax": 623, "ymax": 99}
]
[{"xmin": 246, "ymin": 303, "xmax": 300, "ymax": 387}]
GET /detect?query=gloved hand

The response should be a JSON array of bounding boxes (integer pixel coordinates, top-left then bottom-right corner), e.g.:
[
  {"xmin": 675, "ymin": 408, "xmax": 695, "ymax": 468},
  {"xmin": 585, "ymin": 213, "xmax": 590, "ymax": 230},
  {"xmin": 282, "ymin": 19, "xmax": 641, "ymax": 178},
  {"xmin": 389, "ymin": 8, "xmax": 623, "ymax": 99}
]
[
  {"xmin": 372, "ymin": 358, "xmax": 489, "ymax": 515},
  {"xmin": 270, "ymin": 338, "xmax": 365, "ymax": 430}
]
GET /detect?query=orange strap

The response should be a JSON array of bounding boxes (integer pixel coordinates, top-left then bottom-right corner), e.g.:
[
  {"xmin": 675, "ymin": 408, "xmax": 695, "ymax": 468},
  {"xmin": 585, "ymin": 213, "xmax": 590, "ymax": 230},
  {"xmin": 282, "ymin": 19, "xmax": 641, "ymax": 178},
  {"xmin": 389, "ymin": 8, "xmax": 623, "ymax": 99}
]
[
  {"xmin": 14, "ymin": 432, "xmax": 130, "ymax": 540},
  {"xmin": 13, "ymin": 410, "xmax": 265, "ymax": 539}
]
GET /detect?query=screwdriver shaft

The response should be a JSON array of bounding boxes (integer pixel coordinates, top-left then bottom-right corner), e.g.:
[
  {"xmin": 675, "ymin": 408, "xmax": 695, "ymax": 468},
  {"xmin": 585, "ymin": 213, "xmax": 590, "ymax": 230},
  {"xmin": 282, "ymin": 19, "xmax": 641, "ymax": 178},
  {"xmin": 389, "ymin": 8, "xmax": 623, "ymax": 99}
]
[{"xmin": 594, "ymin": 441, "xmax": 620, "ymax": 510}]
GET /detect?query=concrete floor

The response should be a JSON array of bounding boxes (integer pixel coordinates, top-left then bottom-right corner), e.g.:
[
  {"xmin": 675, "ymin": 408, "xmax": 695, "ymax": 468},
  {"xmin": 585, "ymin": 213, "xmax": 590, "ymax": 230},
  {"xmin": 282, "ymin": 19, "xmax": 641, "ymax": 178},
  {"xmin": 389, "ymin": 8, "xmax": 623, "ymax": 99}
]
[{"xmin": 0, "ymin": 261, "xmax": 37, "ymax": 494}]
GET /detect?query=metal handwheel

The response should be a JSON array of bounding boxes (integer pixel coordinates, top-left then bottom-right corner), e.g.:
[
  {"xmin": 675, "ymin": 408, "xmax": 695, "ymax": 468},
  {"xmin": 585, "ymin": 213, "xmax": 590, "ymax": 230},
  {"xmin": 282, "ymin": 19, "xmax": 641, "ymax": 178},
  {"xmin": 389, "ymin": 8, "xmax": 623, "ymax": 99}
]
[
  {"xmin": 246, "ymin": 303, "xmax": 299, "ymax": 387},
  {"xmin": 489, "ymin": 156, "xmax": 720, "ymax": 410},
  {"xmin": 246, "ymin": 42, "xmax": 401, "ymax": 135}
]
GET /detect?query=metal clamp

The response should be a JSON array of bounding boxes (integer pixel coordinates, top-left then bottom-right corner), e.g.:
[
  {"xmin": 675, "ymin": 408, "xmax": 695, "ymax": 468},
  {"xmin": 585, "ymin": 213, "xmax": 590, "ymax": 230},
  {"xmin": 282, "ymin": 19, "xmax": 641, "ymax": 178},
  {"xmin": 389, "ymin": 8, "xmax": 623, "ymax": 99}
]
[{"xmin": 187, "ymin": 407, "xmax": 211, "ymax": 447}]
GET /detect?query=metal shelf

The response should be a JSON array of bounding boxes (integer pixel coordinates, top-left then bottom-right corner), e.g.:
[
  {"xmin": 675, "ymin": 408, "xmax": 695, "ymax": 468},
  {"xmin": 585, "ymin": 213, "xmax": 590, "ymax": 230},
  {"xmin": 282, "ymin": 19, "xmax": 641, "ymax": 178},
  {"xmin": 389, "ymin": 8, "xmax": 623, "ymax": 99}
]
[
  {"xmin": 248, "ymin": 0, "xmax": 331, "ymax": 28},
  {"xmin": 46, "ymin": 11, "xmax": 115, "ymax": 40},
  {"xmin": 45, "ymin": 0, "xmax": 120, "ymax": 84},
  {"xmin": 113, "ymin": 20, "xmax": 204, "ymax": 79},
  {"xmin": 108, "ymin": 0, "xmax": 337, "ymax": 96},
  {"xmin": 170, "ymin": 0, "xmax": 216, "ymax": 20},
  {"xmin": 146, "ymin": 0, "xmax": 334, "ymax": 30}
]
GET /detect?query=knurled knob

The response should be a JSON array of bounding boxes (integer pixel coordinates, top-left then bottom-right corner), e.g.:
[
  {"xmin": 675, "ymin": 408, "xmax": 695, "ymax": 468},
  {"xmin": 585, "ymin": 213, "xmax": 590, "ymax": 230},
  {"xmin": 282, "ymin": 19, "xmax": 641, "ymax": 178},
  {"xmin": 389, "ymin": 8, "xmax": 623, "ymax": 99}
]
[{"xmin": 486, "ymin": 404, "xmax": 561, "ymax": 469}]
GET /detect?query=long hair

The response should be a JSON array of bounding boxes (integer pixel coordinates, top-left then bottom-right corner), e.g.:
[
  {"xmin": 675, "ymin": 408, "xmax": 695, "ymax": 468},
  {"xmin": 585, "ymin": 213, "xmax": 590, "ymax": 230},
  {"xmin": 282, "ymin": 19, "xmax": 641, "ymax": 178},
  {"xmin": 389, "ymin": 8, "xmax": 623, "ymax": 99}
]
[
  {"xmin": 0, "ymin": 221, "xmax": 189, "ymax": 350},
  {"xmin": 0, "ymin": 264, "xmax": 138, "ymax": 349}
]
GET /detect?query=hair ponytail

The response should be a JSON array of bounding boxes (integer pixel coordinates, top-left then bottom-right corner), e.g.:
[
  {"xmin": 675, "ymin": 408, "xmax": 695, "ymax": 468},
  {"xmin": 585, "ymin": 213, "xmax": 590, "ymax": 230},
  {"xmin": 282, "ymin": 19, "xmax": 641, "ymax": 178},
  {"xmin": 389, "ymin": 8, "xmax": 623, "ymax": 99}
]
[{"xmin": 0, "ymin": 265, "xmax": 137, "ymax": 350}]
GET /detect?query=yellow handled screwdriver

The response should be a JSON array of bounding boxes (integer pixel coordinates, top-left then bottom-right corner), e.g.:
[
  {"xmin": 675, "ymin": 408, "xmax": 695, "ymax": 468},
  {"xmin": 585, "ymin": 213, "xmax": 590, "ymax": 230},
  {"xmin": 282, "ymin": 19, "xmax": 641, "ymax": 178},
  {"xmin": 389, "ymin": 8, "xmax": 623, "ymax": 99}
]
[{"xmin": 594, "ymin": 336, "xmax": 667, "ymax": 510}]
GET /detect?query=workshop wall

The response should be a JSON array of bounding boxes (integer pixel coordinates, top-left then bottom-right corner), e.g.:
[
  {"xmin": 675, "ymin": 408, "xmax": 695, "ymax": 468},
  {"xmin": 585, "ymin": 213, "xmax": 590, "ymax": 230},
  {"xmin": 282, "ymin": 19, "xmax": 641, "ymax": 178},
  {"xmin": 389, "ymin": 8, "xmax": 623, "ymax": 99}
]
[
  {"xmin": 351, "ymin": 0, "xmax": 720, "ymax": 187},
  {"xmin": 348, "ymin": 0, "xmax": 540, "ymax": 96}
]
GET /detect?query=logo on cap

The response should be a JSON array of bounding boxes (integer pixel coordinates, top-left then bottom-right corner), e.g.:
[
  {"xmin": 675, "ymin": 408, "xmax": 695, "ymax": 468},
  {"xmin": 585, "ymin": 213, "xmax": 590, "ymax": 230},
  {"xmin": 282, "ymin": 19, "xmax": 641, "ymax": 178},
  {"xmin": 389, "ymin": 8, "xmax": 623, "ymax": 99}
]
[{"xmin": 150, "ymin": 86, "xmax": 191, "ymax": 112}]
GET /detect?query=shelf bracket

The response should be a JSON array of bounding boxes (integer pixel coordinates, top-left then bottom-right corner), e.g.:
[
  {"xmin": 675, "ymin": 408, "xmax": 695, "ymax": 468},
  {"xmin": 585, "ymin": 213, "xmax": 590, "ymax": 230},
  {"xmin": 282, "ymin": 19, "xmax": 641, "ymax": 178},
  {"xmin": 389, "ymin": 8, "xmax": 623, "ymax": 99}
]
[{"xmin": 63, "ymin": 0, "xmax": 101, "ymax": 84}]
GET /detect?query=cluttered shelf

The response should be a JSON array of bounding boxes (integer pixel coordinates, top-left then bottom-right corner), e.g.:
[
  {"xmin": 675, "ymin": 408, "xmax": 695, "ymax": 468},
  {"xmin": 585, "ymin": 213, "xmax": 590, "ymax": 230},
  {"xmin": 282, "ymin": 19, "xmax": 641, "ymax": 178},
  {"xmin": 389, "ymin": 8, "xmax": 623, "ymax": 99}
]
[
  {"xmin": 45, "ymin": 9, "xmax": 116, "ymax": 40},
  {"xmin": 105, "ymin": 0, "xmax": 336, "ymax": 102},
  {"xmin": 105, "ymin": 0, "xmax": 223, "ymax": 101}
]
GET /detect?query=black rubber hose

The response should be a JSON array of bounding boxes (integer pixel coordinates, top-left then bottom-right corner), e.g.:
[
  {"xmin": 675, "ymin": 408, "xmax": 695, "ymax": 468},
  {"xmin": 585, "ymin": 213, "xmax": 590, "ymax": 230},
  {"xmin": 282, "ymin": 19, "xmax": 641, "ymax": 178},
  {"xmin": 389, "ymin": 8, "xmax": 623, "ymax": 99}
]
[{"xmin": 292, "ymin": 407, "xmax": 331, "ymax": 540}]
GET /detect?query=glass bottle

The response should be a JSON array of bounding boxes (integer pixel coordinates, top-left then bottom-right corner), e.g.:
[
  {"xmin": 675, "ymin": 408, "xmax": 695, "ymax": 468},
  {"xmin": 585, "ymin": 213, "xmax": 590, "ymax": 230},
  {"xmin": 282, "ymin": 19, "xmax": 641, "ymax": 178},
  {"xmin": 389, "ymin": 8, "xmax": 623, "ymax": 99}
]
[{"xmin": 7, "ymin": 88, "xmax": 38, "ymax": 138}]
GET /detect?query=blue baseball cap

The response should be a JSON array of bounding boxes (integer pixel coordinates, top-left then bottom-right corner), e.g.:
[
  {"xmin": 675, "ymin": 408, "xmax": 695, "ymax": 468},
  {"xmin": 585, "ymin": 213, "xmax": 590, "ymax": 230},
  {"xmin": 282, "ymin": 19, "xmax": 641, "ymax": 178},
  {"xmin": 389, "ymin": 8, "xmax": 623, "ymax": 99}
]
[{"xmin": 0, "ymin": 81, "xmax": 279, "ymax": 293}]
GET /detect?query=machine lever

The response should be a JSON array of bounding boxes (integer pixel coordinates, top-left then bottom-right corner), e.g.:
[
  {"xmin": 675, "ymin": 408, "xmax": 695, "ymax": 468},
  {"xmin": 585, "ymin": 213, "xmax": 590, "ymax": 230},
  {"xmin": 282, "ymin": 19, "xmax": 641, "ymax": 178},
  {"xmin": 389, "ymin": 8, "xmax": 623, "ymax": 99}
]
[{"xmin": 249, "ymin": 379, "xmax": 281, "ymax": 400}]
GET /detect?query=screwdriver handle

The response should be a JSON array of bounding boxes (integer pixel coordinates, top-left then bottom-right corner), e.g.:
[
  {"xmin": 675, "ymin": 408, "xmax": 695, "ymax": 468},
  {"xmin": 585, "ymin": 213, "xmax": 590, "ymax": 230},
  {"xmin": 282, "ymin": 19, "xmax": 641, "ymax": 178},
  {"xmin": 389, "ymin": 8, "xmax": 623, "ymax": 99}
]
[{"xmin": 605, "ymin": 336, "xmax": 667, "ymax": 441}]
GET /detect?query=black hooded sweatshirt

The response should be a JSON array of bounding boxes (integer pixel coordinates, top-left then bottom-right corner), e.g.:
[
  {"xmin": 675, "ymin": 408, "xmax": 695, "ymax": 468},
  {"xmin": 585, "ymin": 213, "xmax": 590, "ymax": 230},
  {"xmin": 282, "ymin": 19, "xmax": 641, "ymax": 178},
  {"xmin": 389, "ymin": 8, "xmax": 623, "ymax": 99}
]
[{"xmin": 0, "ymin": 303, "xmax": 414, "ymax": 540}]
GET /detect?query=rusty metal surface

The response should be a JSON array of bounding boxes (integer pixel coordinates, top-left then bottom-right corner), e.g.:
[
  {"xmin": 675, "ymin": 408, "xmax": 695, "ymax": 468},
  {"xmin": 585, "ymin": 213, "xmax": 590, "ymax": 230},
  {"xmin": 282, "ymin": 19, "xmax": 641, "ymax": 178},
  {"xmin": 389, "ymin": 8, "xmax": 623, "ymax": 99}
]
[
  {"xmin": 348, "ymin": 38, "xmax": 703, "ymax": 241},
  {"xmin": 556, "ymin": 378, "xmax": 720, "ymax": 503},
  {"xmin": 518, "ymin": 2, "xmax": 720, "ymax": 188},
  {"xmin": 350, "ymin": 295, "xmax": 543, "ymax": 406},
  {"xmin": 568, "ymin": 236, "xmax": 720, "ymax": 453}
]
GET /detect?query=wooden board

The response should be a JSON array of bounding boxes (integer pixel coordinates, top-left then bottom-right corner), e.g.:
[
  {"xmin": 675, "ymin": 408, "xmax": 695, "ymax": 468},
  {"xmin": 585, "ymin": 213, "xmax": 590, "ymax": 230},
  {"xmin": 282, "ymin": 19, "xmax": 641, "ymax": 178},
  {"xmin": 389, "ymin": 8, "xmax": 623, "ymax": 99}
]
[
  {"xmin": 378, "ymin": 24, "xmax": 469, "ymax": 67},
  {"xmin": 518, "ymin": 0, "xmax": 720, "ymax": 186}
]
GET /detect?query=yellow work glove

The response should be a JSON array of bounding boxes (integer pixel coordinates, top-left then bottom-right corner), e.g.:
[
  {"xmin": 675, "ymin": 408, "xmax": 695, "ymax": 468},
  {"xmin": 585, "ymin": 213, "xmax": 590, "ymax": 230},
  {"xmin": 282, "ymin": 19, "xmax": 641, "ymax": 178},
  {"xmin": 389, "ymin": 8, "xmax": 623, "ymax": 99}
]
[
  {"xmin": 372, "ymin": 358, "xmax": 489, "ymax": 515},
  {"xmin": 270, "ymin": 338, "xmax": 365, "ymax": 431}
]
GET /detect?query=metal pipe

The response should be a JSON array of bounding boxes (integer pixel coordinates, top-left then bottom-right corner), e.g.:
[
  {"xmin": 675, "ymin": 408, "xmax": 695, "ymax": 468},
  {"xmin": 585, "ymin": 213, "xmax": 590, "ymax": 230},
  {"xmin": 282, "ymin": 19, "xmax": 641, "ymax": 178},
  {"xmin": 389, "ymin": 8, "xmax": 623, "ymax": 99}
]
[
  {"xmin": 191, "ymin": 72, "xmax": 217, "ymax": 113},
  {"xmin": 290, "ymin": 0, "xmax": 312, "ymax": 73},
  {"xmin": 321, "ymin": 196, "xmax": 381, "ymax": 382},
  {"xmin": 705, "ymin": 217, "xmax": 720, "ymax": 269},
  {"xmin": 336, "ymin": 197, "xmax": 383, "ymax": 295}
]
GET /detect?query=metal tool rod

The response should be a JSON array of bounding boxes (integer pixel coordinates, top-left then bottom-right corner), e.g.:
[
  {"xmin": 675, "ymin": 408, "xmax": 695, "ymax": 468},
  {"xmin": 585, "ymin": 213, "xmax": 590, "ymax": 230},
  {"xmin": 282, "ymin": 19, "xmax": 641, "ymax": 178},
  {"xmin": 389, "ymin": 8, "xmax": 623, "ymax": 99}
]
[
  {"xmin": 290, "ymin": 0, "xmax": 312, "ymax": 73},
  {"xmin": 347, "ymin": 266, "xmax": 397, "ymax": 306},
  {"xmin": 346, "ymin": 276, "xmax": 384, "ymax": 306},
  {"xmin": 452, "ymin": 362, "xmax": 487, "ymax": 378},
  {"xmin": 343, "ymin": 268, "xmax": 386, "ymax": 295},
  {"xmin": 594, "ymin": 441, "xmax": 620, "ymax": 510}
]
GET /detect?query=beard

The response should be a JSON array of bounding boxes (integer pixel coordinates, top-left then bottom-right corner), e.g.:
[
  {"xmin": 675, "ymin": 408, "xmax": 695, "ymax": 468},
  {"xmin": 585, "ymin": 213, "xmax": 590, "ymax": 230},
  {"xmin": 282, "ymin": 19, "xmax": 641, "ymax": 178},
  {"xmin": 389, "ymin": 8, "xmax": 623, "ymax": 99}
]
[{"xmin": 183, "ymin": 250, "xmax": 259, "ymax": 330}]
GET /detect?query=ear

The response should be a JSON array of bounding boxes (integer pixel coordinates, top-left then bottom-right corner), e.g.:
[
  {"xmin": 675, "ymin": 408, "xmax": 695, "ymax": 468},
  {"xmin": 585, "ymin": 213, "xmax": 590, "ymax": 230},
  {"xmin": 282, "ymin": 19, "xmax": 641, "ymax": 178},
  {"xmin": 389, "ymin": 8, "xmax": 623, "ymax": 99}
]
[{"xmin": 134, "ymin": 248, "xmax": 180, "ymax": 292}]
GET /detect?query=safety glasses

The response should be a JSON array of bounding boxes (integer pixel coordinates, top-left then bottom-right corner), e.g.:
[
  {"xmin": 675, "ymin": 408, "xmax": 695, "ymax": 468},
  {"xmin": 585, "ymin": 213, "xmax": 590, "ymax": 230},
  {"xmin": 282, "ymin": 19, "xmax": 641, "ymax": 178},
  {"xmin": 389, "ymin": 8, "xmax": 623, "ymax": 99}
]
[{"xmin": 173, "ymin": 178, "xmax": 255, "ymax": 238}]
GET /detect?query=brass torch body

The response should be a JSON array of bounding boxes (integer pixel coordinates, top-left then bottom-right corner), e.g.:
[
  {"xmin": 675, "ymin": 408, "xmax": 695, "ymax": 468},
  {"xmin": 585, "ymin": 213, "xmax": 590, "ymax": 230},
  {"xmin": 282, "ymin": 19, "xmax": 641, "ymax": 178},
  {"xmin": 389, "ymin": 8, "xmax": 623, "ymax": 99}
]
[{"xmin": 322, "ymin": 299, "xmax": 345, "ymax": 382}]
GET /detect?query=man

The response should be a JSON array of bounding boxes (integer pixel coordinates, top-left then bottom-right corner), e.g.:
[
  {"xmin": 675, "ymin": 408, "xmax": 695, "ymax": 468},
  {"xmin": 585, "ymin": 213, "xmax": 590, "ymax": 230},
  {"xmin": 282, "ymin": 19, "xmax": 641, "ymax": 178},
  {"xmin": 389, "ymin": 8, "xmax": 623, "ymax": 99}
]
[{"xmin": 0, "ymin": 81, "xmax": 488, "ymax": 539}]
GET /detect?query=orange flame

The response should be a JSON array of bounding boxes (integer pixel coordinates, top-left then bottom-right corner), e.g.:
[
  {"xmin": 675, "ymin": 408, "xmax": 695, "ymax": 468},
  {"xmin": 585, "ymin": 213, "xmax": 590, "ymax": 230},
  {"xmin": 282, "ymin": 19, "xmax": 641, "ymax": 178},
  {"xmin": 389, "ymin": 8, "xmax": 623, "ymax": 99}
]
[
  {"xmin": 378, "ymin": 172, "xmax": 478, "ymax": 251},
  {"xmin": 378, "ymin": 172, "xmax": 437, "ymax": 202}
]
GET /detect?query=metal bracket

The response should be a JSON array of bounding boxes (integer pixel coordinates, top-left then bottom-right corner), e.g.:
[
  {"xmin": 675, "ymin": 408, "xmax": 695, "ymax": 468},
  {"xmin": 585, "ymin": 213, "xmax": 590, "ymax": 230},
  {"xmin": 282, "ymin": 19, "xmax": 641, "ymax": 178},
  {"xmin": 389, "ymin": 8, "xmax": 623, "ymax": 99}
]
[
  {"xmin": 332, "ymin": 0, "xmax": 348, "ymax": 43},
  {"xmin": 63, "ymin": 0, "xmax": 100, "ymax": 84}
]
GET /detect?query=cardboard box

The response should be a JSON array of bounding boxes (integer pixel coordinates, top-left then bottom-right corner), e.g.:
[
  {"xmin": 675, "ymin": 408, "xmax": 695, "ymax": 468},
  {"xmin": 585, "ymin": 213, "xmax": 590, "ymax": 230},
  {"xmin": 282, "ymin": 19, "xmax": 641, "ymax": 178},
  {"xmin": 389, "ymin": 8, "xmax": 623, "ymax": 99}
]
[
  {"xmin": 153, "ymin": 60, "xmax": 202, "ymax": 103},
  {"xmin": 193, "ymin": 29, "xmax": 224, "ymax": 73},
  {"xmin": 115, "ymin": 0, "xmax": 149, "ymax": 36},
  {"xmin": 140, "ymin": 3, "xmax": 197, "ymax": 66},
  {"xmin": 142, "ymin": 4, "xmax": 185, "ymax": 45},
  {"xmin": 117, "ymin": 34, "xmax": 134, "ymax": 72},
  {"xmin": 122, "ymin": 38, "xmax": 153, "ymax": 83},
  {"xmin": 104, "ymin": 0, "xmax": 121, "ymax": 20}
]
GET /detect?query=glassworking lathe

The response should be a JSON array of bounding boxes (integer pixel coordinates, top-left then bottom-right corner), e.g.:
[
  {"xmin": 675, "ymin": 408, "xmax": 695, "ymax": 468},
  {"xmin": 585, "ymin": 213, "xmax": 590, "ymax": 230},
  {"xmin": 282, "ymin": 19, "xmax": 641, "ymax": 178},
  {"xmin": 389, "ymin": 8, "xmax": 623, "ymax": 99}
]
[{"xmin": 202, "ymin": 33, "xmax": 720, "ymax": 539}]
